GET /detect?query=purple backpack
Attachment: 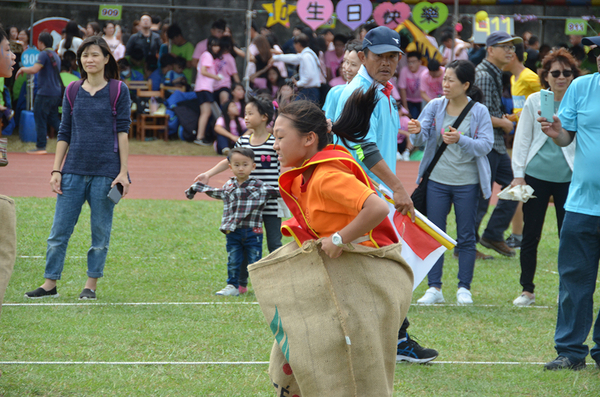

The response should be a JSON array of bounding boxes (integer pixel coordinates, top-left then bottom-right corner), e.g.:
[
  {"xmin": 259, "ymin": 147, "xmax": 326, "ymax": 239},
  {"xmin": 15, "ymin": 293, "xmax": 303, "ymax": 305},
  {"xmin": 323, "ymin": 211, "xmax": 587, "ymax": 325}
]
[{"xmin": 65, "ymin": 79, "xmax": 122, "ymax": 153}]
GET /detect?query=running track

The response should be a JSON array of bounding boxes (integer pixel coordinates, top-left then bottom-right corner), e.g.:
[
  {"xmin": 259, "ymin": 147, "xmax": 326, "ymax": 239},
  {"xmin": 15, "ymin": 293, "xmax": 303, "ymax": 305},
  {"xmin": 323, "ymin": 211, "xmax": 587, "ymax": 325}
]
[{"xmin": 0, "ymin": 153, "xmax": 499, "ymax": 202}]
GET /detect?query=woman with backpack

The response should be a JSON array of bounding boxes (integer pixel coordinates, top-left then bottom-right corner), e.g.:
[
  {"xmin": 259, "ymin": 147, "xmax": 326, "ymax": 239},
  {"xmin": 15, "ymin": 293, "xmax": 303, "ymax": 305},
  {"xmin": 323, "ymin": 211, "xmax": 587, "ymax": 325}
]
[{"xmin": 25, "ymin": 36, "xmax": 131, "ymax": 300}]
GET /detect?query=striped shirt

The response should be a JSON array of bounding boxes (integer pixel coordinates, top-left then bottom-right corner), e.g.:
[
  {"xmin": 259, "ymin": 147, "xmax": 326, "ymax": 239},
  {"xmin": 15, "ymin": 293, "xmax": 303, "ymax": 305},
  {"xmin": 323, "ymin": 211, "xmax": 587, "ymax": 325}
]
[{"xmin": 235, "ymin": 134, "xmax": 280, "ymax": 216}]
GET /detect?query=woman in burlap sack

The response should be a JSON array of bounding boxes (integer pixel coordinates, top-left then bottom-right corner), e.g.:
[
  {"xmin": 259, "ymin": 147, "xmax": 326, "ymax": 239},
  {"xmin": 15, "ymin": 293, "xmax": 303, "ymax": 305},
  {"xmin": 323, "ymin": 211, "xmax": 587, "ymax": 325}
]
[{"xmin": 249, "ymin": 86, "xmax": 414, "ymax": 397}]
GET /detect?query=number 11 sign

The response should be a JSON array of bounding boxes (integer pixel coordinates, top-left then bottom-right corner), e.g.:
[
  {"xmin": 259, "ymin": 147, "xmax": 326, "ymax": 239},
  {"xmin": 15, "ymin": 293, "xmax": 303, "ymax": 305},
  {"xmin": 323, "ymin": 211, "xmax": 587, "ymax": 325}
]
[{"xmin": 472, "ymin": 16, "xmax": 514, "ymax": 45}]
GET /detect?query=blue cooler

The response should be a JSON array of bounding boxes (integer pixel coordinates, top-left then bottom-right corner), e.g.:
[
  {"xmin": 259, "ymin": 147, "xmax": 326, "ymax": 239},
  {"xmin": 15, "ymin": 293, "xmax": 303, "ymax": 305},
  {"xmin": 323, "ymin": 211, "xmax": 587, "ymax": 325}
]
[{"xmin": 19, "ymin": 110, "xmax": 36, "ymax": 142}]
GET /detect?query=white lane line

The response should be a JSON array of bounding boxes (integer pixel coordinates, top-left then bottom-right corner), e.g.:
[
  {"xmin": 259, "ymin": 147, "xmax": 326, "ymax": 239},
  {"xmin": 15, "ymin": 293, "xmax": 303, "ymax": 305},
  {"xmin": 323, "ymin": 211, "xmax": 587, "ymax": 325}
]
[
  {"xmin": 432, "ymin": 361, "xmax": 546, "ymax": 365},
  {"xmin": 0, "ymin": 361, "xmax": 269, "ymax": 365},
  {"xmin": 0, "ymin": 361, "xmax": 549, "ymax": 366},
  {"xmin": 3, "ymin": 302, "xmax": 259, "ymax": 307},
  {"xmin": 3, "ymin": 302, "xmax": 552, "ymax": 308},
  {"xmin": 18, "ymin": 256, "xmax": 177, "ymax": 259},
  {"xmin": 413, "ymin": 303, "xmax": 552, "ymax": 309}
]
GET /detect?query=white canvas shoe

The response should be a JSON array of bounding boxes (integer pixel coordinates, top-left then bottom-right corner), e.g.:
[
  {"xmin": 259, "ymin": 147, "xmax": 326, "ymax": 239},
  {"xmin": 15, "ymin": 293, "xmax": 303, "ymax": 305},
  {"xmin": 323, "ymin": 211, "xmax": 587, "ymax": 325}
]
[
  {"xmin": 215, "ymin": 284, "xmax": 240, "ymax": 296},
  {"xmin": 402, "ymin": 150, "xmax": 411, "ymax": 162},
  {"xmin": 417, "ymin": 287, "xmax": 445, "ymax": 304},
  {"xmin": 513, "ymin": 293, "xmax": 535, "ymax": 306},
  {"xmin": 456, "ymin": 287, "xmax": 473, "ymax": 305}
]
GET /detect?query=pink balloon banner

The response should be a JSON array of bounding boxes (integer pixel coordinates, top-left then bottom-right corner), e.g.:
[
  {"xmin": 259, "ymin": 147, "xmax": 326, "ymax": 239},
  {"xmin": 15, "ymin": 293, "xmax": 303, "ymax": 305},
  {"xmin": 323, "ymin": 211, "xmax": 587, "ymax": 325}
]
[
  {"xmin": 373, "ymin": 2, "xmax": 411, "ymax": 30},
  {"xmin": 297, "ymin": 0, "xmax": 334, "ymax": 31},
  {"xmin": 336, "ymin": 0, "xmax": 373, "ymax": 31}
]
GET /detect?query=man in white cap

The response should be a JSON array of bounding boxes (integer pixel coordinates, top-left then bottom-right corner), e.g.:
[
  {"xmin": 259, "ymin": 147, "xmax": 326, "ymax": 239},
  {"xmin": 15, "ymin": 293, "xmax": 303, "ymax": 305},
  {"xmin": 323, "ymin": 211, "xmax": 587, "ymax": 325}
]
[
  {"xmin": 474, "ymin": 31, "xmax": 523, "ymax": 258},
  {"xmin": 541, "ymin": 35, "xmax": 600, "ymax": 371},
  {"xmin": 333, "ymin": 26, "xmax": 438, "ymax": 364}
]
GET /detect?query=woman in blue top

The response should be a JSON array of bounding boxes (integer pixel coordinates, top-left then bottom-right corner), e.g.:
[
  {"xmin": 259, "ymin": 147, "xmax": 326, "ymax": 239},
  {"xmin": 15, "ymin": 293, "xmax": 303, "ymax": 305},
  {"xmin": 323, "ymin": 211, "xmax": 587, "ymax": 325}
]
[
  {"xmin": 408, "ymin": 60, "xmax": 493, "ymax": 305},
  {"xmin": 25, "ymin": 36, "xmax": 131, "ymax": 300}
]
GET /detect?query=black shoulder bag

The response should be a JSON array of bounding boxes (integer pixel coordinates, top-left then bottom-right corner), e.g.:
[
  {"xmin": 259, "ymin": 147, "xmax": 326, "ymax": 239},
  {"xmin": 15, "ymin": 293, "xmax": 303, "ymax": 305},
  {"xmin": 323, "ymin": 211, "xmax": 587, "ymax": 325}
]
[{"xmin": 410, "ymin": 100, "xmax": 475, "ymax": 216}]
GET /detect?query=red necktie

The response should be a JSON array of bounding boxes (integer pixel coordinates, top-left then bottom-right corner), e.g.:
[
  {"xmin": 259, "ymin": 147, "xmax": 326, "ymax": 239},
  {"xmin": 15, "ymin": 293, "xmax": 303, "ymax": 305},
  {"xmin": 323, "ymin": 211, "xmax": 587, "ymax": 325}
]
[{"xmin": 382, "ymin": 82, "xmax": 393, "ymax": 99}]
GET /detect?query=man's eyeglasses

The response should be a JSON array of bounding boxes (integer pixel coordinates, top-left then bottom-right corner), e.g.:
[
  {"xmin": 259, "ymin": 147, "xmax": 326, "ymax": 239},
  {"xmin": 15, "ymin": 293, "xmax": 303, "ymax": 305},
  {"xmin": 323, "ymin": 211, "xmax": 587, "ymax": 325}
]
[
  {"xmin": 549, "ymin": 70, "xmax": 573, "ymax": 78},
  {"xmin": 493, "ymin": 44, "xmax": 516, "ymax": 52}
]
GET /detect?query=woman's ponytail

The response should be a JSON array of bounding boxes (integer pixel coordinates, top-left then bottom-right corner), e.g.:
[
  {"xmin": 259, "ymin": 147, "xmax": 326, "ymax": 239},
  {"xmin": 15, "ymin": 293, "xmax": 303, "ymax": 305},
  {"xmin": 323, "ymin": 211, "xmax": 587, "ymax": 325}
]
[
  {"xmin": 332, "ymin": 84, "xmax": 379, "ymax": 148},
  {"xmin": 277, "ymin": 84, "xmax": 379, "ymax": 151},
  {"xmin": 467, "ymin": 85, "xmax": 484, "ymax": 104}
]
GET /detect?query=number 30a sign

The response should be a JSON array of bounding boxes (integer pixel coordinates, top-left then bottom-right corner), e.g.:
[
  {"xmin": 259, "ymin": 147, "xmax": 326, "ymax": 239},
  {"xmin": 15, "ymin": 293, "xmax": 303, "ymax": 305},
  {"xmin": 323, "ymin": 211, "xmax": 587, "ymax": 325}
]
[
  {"xmin": 472, "ymin": 16, "xmax": 514, "ymax": 45},
  {"xmin": 99, "ymin": 4, "xmax": 122, "ymax": 20},
  {"xmin": 565, "ymin": 19, "xmax": 587, "ymax": 35}
]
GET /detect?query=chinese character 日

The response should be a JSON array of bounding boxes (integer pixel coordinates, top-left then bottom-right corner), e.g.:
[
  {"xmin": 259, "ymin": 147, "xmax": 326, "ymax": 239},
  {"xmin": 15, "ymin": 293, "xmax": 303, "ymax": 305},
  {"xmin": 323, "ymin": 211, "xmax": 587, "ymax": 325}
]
[{"xmin": 347, "ymin": 4, "xmax": 361, "ymax": 22}]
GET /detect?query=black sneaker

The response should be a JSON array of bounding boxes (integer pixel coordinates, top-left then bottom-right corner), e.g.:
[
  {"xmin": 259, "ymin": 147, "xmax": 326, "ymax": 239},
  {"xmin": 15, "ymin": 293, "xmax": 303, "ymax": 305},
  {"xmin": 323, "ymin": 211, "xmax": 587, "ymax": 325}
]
[
  {"xmin": 193, "ymin": 139, "xmax": 211, "ymax": 146},
  {"xmin": 506, "ymin": 234, "xmax": 522, "ymax": 249},
  {"xmin": 24, "ymin": 287, "xmax": 59, "ymax": 299},
  {"xmin": 544, "ymin": 356, "xmax": 586, "ymax": 371},
  {"xmin": 79, "ymin": 288, "xmax": 96, "ymax": 300},
  {"xmin": 396, "ymin": 334, "xmax": 438, "ymax": 363},
  {"xmin": 26, "ymin": 148, "xmax": 47, "ymax": 155}
]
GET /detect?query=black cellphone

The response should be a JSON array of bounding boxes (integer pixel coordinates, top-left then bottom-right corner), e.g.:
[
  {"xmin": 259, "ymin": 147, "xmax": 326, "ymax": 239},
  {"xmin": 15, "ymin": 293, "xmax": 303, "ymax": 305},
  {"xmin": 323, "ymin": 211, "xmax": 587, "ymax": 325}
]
[{"xmin": 107, "ymin": 183, "xmax": 124, "ymax": 204}]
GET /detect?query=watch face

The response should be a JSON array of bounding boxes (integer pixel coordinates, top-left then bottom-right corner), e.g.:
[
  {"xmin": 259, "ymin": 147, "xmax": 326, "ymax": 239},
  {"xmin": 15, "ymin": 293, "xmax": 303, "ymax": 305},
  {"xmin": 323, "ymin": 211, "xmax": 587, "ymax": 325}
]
[{"xmin": 332, "ymin": 233, "xmax": 342, "ymax": 246}]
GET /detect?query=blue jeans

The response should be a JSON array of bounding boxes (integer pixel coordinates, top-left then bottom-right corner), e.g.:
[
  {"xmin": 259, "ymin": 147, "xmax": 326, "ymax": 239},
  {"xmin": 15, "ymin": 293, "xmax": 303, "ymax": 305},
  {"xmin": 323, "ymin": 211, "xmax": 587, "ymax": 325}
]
[
  {"xmin": 295, "ymin": 87, "xmax": 320, "ymax": 103},
  {"xmin": 554, "ymin": 211, "xmax": 600, "ymax": 363},
  {"xmin": 407, "ymin": 101, "xmax": 422, "ymax": 120},
  {"xmin": 225, "ymin": 228, "xmax": 263, "ymax": 288},
  {"xmin": 426, "ymin": 181, "xmax": 479, "ymax": 290},
  {"xmin": 476, "ymin": 149, "xmax": 518, "ymax": 241},
  {"xmin": 239, "ymin": 215, "xmax": 281, "ymax": 287},
  {"xmin": 44, "ymin": 174, "xmax": 115, "ymax": 280},
  {"xmin": 33, "ymin": 95, "xmax": 61, "ymax": 149},
  {"xmin": 215, "ymin": 134, "xmax": 235, "ymax": 155}
]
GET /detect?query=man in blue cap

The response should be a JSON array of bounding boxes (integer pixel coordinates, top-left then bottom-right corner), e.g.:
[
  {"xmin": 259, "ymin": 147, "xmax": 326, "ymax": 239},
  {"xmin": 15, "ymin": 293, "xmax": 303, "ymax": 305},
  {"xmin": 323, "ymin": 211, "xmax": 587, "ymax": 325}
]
[
  {"xmin": 474, "ymin": 31, "xmax": 523, "ymax": 258},
  {"xmin": 333, "ymin": 26, "xmax": 438, "ymax": 364},
  {"xmin": 541, "ymin": 35, "xmax": 600, "ymax": 371}
]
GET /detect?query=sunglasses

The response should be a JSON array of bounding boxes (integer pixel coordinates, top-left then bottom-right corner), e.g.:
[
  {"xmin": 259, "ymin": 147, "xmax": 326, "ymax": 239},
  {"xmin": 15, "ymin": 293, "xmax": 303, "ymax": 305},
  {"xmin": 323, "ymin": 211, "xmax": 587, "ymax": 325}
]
[{"xmin": 549, "ymin": 70, "xmax": 573, "ymax": 78}]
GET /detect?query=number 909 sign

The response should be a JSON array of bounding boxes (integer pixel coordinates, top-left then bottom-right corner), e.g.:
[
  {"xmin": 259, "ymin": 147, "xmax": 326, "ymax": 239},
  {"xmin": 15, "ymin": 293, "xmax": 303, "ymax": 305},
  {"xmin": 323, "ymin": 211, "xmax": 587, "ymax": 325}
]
[{"xmin": 99, "ymin": 5, "xmax": 123, "ymax": 20}]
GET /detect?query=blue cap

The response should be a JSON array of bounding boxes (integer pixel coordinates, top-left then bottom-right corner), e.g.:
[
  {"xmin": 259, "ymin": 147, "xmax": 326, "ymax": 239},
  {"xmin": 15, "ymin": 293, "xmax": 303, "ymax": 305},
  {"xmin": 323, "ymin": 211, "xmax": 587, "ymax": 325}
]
[
  {"xmin": 486, "ymin": 31, "xmax": 523, "ymax": 47},
  {"xmin": 362, "ymin": 26, "xmax": 404, "ymax": 55},
  {"xmin": 582, "ymin": 36, "xmax": 600, "ymax": 46}
]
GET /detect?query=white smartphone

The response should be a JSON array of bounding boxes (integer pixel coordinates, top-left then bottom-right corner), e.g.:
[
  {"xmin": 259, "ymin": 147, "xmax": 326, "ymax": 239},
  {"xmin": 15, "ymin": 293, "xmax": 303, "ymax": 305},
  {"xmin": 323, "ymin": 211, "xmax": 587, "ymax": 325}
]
[{"xmin": 540, "ymin": 89, "xmax": 555, "ymax": 121}]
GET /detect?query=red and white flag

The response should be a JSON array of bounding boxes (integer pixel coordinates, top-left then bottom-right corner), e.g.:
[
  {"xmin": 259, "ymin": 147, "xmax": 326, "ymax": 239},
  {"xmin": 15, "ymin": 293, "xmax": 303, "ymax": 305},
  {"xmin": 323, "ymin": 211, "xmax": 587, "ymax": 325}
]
[{"xmin": 379, "ymin": 185, "xmax": 456, "ymax": 290}]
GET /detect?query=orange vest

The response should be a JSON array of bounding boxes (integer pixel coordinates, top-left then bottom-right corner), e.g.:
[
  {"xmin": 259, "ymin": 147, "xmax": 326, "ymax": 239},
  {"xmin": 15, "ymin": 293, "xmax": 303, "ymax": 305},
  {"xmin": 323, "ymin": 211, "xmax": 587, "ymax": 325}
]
[{"xmin": 279, "ymin": 145, "xmax": 398, "ymax": 248}]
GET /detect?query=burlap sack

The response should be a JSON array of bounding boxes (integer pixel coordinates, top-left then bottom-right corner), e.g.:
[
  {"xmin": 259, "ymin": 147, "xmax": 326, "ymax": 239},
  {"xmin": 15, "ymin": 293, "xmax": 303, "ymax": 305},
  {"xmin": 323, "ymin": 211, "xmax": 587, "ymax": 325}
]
[{"xmin": 249, "ymin": 240, "xmax": 414, "ymax": 397}]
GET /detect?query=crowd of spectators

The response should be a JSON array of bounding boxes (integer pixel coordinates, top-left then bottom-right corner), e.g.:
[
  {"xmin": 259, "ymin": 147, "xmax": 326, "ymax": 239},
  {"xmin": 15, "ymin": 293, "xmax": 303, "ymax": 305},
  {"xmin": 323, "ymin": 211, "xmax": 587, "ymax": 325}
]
[{"xmin": 2, "ymin": 15, "xmax": 598, "ymax": 157}]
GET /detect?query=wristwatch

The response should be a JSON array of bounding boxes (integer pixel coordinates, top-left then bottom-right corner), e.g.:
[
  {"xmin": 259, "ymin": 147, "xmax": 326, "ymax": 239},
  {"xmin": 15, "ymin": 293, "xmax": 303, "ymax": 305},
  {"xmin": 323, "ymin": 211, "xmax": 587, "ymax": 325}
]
[{"xmin": 331, "ymin": 232, "xmax": 345, "ymax": 247}]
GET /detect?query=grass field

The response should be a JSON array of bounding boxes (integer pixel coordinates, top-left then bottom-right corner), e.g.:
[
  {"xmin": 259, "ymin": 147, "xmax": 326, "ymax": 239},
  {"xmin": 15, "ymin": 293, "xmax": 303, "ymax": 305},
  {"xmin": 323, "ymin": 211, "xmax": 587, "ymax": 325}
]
[{"xmin": 1, "ymin": 197, "xmax": 599, "ymax": 396}]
